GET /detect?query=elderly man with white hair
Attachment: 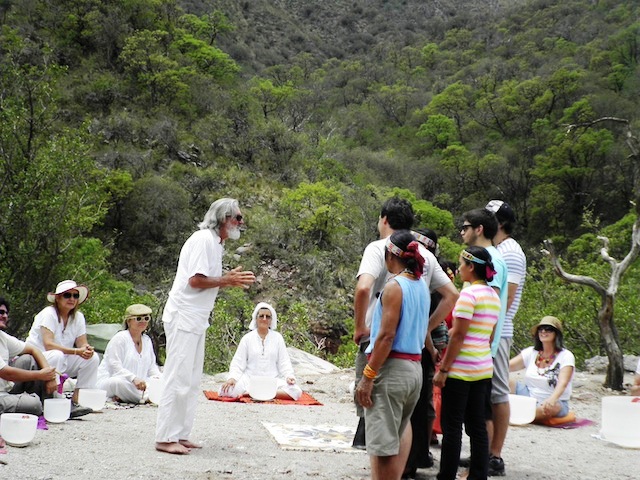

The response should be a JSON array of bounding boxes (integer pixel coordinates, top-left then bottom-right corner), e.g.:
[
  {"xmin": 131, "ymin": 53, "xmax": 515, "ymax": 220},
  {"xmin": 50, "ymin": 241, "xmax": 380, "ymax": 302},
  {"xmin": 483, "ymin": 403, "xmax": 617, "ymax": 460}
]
[{"xmin": 155, "ymin": 198, "xmax": 256, "ymax": 455}]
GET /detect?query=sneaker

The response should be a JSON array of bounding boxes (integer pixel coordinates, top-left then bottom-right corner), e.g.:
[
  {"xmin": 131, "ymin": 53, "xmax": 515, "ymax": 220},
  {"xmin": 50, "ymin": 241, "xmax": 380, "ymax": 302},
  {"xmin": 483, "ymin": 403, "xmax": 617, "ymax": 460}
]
[
  {"xmin": 488, "ymin": 455, "xmax": 506, "ymax": 477},
  {"xmin": 416, "ymin": 451, "xmax": 434, "ymax": 469},
  {"xmin": 70, "ymin": 403, "xmax": 93, "ymax": 418}
]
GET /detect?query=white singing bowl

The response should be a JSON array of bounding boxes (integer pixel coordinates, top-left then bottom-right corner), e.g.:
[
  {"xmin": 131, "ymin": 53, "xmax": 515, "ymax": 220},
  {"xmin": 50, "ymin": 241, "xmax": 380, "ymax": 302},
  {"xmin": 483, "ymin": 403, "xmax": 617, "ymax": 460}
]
[
  {"xmin": 44, "ymin": 398, "xmax": 71, "ymax": 423},
  {"xmin": 78, "ymin": 389, "xmax": 107, "ymax": 411},
  {"xmin": 146, "ymin": 376, "xmax": 165, "ymax": 404},
  {"xmin": 600, "ymin": 396, "xmax": 640, "ymax": 448},
  {"xmin": 248, "ymin": 376, "xmax": 278, "ymax": 401},
  {"xmin": 508, "ymin": 394, "xmax": 537, "ymax": 425},
  {"xmin": 0, "ymin": 413, "xmax": 38, "ymax": 447}
]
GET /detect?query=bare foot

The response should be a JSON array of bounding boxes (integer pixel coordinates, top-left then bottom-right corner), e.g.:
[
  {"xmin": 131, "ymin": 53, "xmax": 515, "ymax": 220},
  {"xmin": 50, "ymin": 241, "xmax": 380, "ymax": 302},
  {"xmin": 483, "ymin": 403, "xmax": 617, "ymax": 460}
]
[
  {"xmin": 179, "ymin": 439, "xmax": 202, "ymax": 449},
  {"xmin": 155, "ymin": 442, "xmax": 191, "ymax": 455}
]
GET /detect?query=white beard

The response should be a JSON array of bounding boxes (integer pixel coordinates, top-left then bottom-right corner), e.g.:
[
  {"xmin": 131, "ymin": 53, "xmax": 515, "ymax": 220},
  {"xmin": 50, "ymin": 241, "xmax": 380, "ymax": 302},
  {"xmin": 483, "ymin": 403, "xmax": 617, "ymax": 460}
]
[{"xmin": 227, "ymin": 226, "xmax": 241, "ymax": 240}]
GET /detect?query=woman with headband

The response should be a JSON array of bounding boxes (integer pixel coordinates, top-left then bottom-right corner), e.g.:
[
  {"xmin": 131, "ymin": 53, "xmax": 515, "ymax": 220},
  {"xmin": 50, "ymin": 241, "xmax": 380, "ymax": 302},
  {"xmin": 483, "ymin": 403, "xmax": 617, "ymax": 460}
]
[
  {"xmin": 355, "ymin": 230, "xmax": 430, "ymax": 480},
  {"xmin": 433, "ymin": 246, "xmax": 500, "ymax": 480}
]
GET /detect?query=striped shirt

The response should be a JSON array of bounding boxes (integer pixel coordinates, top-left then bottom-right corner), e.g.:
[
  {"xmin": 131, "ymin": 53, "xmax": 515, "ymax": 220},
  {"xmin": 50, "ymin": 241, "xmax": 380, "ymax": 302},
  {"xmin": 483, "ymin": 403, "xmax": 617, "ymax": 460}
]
[
  {"xmin": 496, "ymin": 237, "xmax": 526, "ymax": 338},
  {"xmin": 449, "ymin": 283, "xmax": 500, "ymax": 382}
]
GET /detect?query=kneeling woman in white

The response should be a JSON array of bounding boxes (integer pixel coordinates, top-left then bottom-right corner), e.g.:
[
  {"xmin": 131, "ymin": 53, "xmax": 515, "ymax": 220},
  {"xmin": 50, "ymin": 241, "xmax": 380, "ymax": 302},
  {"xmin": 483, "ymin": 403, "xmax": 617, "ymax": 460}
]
[
  {"xmin": 97, "ymin": 304, "xmax": 160, "ymax": 403},
  {"xmin": 220, "ymin": 302, "xmax": 302, "ymax": 400}
]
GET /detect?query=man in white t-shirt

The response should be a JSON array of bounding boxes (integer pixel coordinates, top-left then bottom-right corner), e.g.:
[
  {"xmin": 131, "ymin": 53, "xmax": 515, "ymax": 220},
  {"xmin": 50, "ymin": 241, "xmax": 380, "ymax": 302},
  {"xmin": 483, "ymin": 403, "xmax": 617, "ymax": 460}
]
[
  {"xmin": 0, "ymin": 297, "xmax": 57, "ymax": 416},
  {"xmin": 352, "ymin": 198, "xmax": 415, "ymax": 449},
  {"xmin": 155, "ymin": 198, "xmax": 256, "ymax": 455},
  {"xmin": 352, "ymin": 198, "xmax": 459, "ymax": 453}
]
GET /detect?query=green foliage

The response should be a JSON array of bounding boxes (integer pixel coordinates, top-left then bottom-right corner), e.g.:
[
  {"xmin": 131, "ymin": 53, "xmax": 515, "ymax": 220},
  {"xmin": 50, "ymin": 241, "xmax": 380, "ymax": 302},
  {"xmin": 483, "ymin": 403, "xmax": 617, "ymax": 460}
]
[
  {"xmin": 4, "ymin": 0, "xmax": 640, "ymax": 368},
  {"xmin": 280, "ymin": 182, "xmax": 349, "ymax": 248}
]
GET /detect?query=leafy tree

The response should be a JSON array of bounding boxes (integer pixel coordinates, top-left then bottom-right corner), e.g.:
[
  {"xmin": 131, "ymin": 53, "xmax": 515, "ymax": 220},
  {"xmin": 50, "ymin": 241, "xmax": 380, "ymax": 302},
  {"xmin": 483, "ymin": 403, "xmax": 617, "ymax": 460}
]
[{"xmin": 280, "ymin": 182, "xmax": 348, "ymax": 249}]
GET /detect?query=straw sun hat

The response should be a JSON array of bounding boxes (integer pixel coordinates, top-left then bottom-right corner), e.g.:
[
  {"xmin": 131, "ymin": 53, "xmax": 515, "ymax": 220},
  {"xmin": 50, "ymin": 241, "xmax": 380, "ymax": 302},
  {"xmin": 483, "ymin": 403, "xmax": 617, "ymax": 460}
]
[{"xmin": 46, "ymin": 280, "xmax": 89, "ymax": 305}]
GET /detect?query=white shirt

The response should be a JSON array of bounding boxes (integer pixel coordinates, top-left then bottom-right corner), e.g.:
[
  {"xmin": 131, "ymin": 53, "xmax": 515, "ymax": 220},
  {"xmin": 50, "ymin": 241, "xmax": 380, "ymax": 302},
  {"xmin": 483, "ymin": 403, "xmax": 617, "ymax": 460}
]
[
  {"xmin": 356, "ymin": 237, "xmax": 451, "ymax": 329},
  {"xmin": 26, "ymin": 305, "xmax": 87, "ymax": 350},
  {"xmin": 496, "ymin": 237, "xmax": 527, "ymax": 337},
  {"xmin": 228, "ymin": 330, "xmax": 295, "ymax": 381},
  {"xmin": 163, "ymin": 229, "xmax": 224, "ymax": 334},
  {"xmin": 520, "ymin": 346, "xmax": 575, "ymax": 402},
  {"xmin": 0, "ymin": 331, "xmax": 26, "ymax": 393},
  {"xmin": 97, "ymin": 330, "xmax": 160, "ymax": 384}
]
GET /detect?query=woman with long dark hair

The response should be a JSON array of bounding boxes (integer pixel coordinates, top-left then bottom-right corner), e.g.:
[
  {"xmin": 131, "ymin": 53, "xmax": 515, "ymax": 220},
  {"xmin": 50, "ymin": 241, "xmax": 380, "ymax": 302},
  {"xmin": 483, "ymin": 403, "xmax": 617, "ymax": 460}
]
[{"xmin": 509, "ymin": 316, "xmax": 575, "ymax": 422}]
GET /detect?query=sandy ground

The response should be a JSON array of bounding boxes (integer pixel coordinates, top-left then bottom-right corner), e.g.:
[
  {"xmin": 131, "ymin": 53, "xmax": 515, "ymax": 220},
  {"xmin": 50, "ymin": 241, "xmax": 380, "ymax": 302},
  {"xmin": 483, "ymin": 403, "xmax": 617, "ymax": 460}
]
[{"xmin": 0, "ymin": 369, "xmax": 638, "ymax": 480}]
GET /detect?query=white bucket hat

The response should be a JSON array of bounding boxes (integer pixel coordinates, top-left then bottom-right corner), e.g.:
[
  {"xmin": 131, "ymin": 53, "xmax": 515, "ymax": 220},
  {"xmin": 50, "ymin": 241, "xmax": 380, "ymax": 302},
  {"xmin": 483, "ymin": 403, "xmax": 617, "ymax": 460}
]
[
  {"xmin": 248, "ymin": 302, "xmax": 278, "ymax": 330},
  {"xmin": 47, "ymin": 280, "xmax": 89, "ymax": 305}
]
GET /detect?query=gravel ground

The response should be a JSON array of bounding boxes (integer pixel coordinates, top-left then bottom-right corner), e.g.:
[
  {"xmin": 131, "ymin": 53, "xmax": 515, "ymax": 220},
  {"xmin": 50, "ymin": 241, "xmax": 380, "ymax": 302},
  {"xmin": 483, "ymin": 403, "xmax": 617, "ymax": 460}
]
[{"xmin": 0, "ymin": 369, "xmax": 638, "ymax": 479}]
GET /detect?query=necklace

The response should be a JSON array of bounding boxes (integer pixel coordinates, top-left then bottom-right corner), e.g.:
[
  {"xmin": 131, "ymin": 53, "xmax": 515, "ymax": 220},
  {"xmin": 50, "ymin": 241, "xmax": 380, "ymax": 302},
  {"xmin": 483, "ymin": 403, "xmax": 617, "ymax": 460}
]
[{"xmin": 536, "ymin": 351, "xmax": 556, "ymax": 368}]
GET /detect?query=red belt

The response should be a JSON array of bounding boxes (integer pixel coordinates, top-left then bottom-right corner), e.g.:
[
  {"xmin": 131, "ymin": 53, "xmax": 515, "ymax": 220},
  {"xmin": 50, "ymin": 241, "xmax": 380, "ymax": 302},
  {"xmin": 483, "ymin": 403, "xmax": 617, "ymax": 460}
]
[{"xmin": 367, "ymin": 352, "xmax": 421, "ymax": 361}]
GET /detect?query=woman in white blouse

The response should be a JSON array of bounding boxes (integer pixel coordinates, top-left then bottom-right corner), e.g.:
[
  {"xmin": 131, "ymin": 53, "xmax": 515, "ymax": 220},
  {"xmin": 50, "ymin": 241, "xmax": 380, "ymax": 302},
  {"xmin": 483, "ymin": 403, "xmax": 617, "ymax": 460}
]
[
  {"xmin": 219, "ymin": 302, "xmax": 302, "ymax": 400},
  {"xmin": 509, "ymin": 316, "xmax": 574, "ymax": 421},
  {"xmin": 97, "ymin": 304, "xmax": 160, "ymax": 403},
  {"xmin": 26, "ymin": 279, "xmax": 99, "ymax": 412}
]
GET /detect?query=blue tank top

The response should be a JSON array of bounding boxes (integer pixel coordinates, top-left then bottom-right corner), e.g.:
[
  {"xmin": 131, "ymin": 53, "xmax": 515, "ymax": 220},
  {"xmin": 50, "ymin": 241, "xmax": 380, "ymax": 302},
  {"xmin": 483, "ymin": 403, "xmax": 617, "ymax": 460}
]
[{"xmin": 366, "ymin": 275, "xmax": 430, "ymax": 355}]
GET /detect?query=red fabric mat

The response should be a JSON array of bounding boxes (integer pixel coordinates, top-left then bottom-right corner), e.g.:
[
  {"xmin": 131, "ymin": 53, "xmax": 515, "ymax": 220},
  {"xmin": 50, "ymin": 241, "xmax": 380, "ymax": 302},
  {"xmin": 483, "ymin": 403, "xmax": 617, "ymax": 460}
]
[{"xmin": 203, "ymin": 390, "xmax": 322, "ymax": 406}]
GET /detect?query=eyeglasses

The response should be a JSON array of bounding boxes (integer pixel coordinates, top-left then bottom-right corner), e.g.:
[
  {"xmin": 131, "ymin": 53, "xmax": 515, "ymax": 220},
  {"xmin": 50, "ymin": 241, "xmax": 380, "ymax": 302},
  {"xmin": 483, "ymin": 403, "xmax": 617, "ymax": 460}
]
[
  {"xmin": 128, "ymin": 315, "xmax": 151, "ymax": 322},
  {"xmin": 257, "ymin": 314, "xmax": 272, "ymax": 319},
  {"xmin": 460, "ymin": 224, "xmax": 474, "ymax": 232},
  {"xmin": 0, "ymin": 309, "xmax": 7, "ymax": 316},
  {"xmin": 61, "ymin": 292, "xmax": 80, "ymax": 299},
  {"xmin": 537, "ymin": 325, "xmax": 556, "ymax": 333}
]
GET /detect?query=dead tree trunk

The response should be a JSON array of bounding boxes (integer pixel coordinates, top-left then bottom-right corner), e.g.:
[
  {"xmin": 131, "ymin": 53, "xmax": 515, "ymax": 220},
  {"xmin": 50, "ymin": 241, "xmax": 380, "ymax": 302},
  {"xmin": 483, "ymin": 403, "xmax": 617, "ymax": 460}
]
[{"xmin": 543, "ymin": 222, "xmax": 640, "ymax": 390}]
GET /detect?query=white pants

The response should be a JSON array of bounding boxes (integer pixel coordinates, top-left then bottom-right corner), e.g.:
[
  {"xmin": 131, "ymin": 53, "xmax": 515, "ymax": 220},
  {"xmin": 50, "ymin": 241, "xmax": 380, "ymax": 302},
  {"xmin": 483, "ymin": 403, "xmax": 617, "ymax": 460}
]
[
  {"xmin": 155, "ymin": 319, "xmax": 205, "ymax": 443},
  {"xmin": 97, "ymin": 377, "xmax": 143, "ymax": 404},
  {"xmin": 219, "ymin": 375, "xmax": 303, "ymax": 400},
  {"xmin": 44, "ymin": 349, "xmax": 99, "ymax": 389}
]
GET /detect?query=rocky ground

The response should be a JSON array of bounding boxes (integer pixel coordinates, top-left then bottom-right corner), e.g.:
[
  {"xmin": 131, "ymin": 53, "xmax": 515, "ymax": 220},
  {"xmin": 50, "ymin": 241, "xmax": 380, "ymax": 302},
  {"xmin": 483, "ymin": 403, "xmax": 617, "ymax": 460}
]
[{"xmin": 0, "ymin": 352, "xmax": 638, "ymax": 479}]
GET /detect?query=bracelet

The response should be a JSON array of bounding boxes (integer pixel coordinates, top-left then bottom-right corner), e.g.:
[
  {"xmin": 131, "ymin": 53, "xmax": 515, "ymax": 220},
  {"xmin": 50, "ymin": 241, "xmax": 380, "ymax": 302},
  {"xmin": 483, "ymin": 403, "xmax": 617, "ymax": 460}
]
[
  {"xmin": 363, "ymin": 364, "xmax": 378, "ymax": 380},
  {"xmin": 439, "ymin": 368, "xmax": 449, "ymax": 373}
]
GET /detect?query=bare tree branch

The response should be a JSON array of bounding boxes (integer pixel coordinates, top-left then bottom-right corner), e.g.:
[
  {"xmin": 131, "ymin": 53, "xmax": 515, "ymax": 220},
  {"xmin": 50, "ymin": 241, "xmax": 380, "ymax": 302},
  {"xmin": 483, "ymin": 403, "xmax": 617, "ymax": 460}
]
[{"xmin": 542, "ymin": 239, "xmax": 607, "ymax": 298}]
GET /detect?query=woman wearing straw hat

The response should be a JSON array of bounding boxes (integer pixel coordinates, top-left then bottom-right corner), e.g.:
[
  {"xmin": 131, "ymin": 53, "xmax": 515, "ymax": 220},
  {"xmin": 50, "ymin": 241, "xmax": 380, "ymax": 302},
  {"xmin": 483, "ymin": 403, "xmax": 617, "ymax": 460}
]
[
  {"xmin": 26, "ymin": 280, "xmax": 98, "ymax": 416},
  {"xmin": 96, "ymin": 304, "xmax": 161, "ymax": 404},
  {"xmin": 509, "ymin": 316, "xmax": 575, "ymax": 422}
]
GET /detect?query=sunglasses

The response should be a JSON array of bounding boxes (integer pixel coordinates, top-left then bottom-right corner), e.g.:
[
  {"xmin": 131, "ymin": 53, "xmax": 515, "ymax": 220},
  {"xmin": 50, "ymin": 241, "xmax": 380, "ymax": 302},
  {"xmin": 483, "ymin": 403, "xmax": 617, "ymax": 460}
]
[
  {"xmin": 538, "ymin": 325, "xmax": 556, "ymax": 333},
  {"xmin": 61, "ymin": 292, "xmax": 80, "ymax": 299},
  {"xmin": 460, "ymin": 224, "xmax": 474, "ymax": 232},
  {"xmin": 227, "ymin": 214, "xmax": 243, "ymax": 222},
  {"xmin": 129, "ymin": 315, "xmax": 151, "ymax": 322},
  {"xmin": 0, "ymin": 309, "xmax": 7, "ymax": 315}
]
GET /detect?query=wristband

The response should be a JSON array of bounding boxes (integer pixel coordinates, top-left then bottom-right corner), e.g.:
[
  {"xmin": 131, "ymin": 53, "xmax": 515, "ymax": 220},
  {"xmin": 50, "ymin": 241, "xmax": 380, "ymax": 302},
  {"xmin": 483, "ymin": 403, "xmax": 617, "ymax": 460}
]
[{"xmin": 363, "ymin": 364, "xmax": 378, "ymax": 380}]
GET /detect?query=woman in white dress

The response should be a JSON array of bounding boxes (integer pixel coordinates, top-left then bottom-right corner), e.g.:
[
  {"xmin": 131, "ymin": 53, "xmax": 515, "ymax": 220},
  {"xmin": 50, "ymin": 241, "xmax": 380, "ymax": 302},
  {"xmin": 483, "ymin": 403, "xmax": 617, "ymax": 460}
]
[
  {"xmin": 219, "ymin": 302, "xmax": 302, "ymax": 400},
  {"xmin": 97, "ymin": 304, "xmax": 160, "ymax": 403}
]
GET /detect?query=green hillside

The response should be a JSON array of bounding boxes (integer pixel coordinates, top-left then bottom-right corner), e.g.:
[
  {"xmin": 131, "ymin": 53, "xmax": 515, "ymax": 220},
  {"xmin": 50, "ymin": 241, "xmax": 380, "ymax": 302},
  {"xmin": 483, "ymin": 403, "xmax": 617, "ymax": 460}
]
[{"xmin": 1, "ymin": 0, "xmax": 639, "ymax": 372}]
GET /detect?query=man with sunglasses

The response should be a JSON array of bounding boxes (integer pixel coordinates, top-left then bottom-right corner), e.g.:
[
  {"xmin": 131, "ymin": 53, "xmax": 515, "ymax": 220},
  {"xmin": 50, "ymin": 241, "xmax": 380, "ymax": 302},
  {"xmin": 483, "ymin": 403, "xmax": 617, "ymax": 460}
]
[
  {"xmin": 0, "ymin": 296, "xmax": 58, "ymax": 416},
  {"xmin": 156, "ymin": 198, "xmax": 256, "ymax": 455},
  {"xmin": 459, "ymin": 208, "xmax": 509, "ymax": 476}
]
